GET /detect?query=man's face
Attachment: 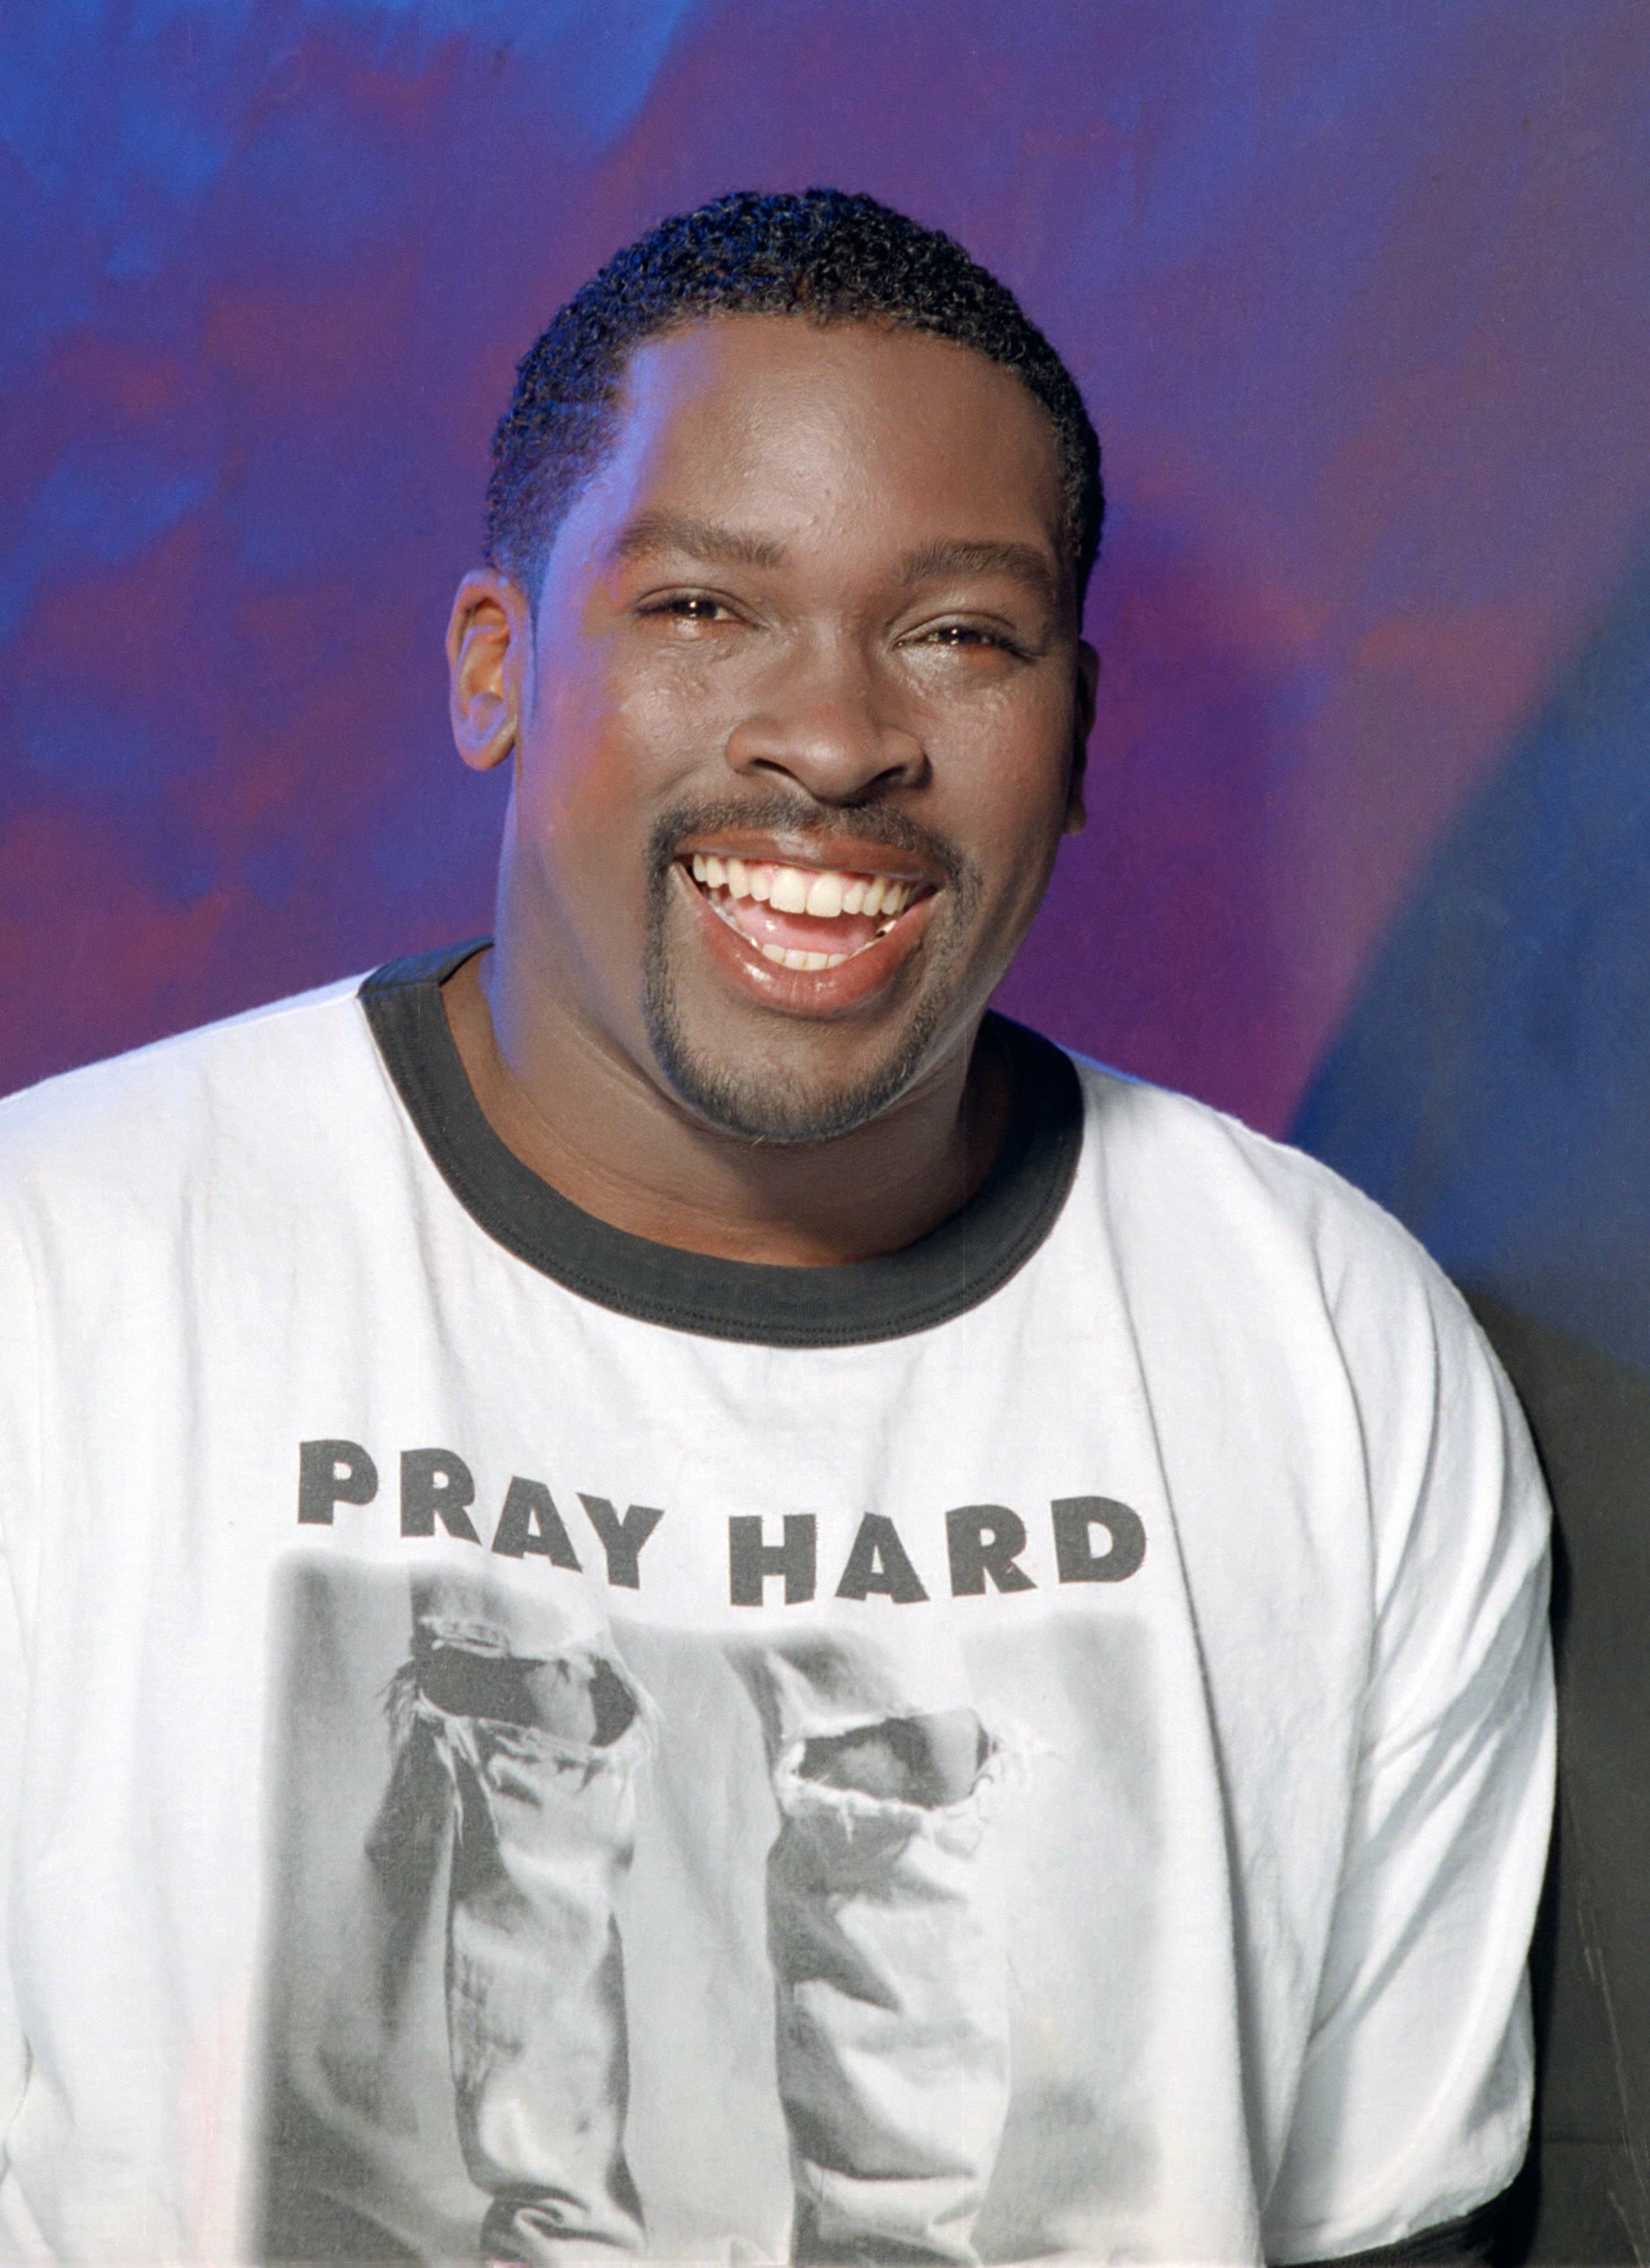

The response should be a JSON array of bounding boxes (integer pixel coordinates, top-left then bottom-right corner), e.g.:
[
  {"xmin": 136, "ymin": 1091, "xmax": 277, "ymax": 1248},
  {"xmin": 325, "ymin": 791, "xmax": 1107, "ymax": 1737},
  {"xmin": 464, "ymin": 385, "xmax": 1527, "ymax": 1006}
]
[{"xmin": 479, "ymin": 314, "xmax": 1092, "ymax": 1144}]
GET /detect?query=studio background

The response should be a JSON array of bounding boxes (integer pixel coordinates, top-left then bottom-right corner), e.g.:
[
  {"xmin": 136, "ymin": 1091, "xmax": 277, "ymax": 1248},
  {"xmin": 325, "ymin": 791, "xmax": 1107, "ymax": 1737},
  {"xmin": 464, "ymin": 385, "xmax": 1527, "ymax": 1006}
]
[
  {"xmin": 3, "ymin": 0, "xmax": 1649, "ymax": 1351},
  {"xmin": 7, "ymin": 5, "xmax": 1650, "ymax": 2252}
]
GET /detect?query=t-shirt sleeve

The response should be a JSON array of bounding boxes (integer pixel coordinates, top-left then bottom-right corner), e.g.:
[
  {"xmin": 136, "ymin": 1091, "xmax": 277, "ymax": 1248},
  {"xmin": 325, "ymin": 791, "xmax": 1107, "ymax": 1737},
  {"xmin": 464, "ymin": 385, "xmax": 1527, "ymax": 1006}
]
[{"xmin": 1262, "ymin": 1235, "xmax": 1554, "ymax": 2263}]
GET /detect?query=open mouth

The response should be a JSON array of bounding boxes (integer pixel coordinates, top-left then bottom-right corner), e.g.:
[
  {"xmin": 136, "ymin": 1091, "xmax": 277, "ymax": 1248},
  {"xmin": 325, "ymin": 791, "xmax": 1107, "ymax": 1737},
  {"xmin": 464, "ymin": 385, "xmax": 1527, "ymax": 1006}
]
[{"xmin": 681, "ymin": 852, "xmax": 937, "ymax": 972}]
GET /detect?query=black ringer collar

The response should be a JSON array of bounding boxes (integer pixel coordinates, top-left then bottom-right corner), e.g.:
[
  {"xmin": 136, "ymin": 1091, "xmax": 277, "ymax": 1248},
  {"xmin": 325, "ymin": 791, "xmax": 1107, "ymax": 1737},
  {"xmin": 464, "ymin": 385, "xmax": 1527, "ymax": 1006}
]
[{"xmin": 360, "ymin": 943, "xmax": 1084, "ymax": 1349}]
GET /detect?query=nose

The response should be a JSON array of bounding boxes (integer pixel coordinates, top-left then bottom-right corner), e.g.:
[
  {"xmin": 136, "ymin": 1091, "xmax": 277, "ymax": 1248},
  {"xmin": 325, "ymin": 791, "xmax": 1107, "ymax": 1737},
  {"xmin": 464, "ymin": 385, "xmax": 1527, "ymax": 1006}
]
[{"xmin": 722, "ymin": 635, "xmax": 928, "ymax": 803}]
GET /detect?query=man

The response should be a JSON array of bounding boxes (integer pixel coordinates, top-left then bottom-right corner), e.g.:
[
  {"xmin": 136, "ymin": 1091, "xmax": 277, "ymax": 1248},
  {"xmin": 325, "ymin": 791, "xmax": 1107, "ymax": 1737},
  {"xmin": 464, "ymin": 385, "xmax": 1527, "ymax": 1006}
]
[{"xmin": 0, "ymin": 190, "xmax": 1552, "ymax": 2265}]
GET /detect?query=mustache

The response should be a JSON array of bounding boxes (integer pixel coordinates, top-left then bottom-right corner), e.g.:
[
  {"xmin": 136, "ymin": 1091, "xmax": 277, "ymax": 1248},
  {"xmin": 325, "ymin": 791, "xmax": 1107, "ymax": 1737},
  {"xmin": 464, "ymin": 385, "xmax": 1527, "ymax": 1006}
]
[{"xmin": 645, "ymin": 793, "xmax": 977, "ymax": 899}]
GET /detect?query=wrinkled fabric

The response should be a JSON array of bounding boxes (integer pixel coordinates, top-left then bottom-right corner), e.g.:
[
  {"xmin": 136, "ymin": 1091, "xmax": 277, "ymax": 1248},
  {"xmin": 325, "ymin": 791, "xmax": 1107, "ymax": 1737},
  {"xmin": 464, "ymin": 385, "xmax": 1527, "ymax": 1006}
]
[
  {"xmin": 312, "ymin": 1594, "xmax": 652, "ymax": 2261},
  {"xmin": 743, "ymin": 1642, "xmax": 1013, "ymax": 2266}
]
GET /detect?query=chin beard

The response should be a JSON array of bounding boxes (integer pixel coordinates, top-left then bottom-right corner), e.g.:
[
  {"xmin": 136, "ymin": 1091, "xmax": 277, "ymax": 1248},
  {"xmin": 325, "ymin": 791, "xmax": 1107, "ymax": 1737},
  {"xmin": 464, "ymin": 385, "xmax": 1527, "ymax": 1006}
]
[
  {"xmin": 638, "ymin": 795, "xmax": 983, "ymax": 1147},
  {"xmin": 641, "ymin": 956, "xmax": 958, "ymax": 1146}
]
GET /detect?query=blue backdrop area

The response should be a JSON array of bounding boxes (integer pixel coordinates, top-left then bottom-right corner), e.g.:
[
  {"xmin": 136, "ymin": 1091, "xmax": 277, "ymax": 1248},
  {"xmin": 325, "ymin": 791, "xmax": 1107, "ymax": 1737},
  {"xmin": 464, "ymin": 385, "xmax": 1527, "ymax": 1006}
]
[
  {"xmin": 3, "ymin": 0, "xmax": 1649, "ymax": 1360},
  {"xmin": 1296, "ymin": 534, "xmax": 1650, "ymax": 1371}
]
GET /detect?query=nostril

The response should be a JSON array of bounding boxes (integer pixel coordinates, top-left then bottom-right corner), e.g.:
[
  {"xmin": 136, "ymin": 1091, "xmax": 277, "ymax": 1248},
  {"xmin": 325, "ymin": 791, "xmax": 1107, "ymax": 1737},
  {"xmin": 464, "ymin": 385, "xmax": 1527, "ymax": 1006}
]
[{"xmin": 723, "ymin": 707, "xmax": 929, "ymax": 797}]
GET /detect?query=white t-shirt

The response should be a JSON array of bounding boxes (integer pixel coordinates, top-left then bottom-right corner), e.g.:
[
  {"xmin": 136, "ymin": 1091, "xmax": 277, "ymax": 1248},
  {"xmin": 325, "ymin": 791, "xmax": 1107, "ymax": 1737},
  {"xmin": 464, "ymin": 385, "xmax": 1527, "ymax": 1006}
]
[{"xmin": 0, "ymin": 944, "xmax": 1552, "ymax": 2266}]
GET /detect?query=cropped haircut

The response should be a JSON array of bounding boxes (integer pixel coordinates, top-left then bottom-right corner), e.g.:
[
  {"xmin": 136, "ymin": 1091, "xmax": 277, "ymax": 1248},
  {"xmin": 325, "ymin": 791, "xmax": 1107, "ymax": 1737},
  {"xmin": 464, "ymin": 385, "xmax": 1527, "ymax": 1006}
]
[{"xmin": 485, "ymin": 188, "xmax": 1103, "ymax": 605}]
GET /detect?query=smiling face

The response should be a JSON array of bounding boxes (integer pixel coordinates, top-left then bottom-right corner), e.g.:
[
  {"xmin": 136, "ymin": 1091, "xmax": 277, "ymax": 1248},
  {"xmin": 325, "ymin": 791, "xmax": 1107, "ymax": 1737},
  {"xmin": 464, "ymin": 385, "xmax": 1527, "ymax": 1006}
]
[{"xmin": 456, "ymin": 314, "xmax": 1094, "ymax": 1146}]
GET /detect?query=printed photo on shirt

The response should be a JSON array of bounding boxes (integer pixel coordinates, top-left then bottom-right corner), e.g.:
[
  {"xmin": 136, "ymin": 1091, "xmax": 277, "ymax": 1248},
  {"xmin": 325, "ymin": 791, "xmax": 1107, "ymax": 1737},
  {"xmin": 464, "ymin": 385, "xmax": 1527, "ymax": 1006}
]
[{"xmin": 254, "ymin": 1554, "xmax": 1160, "ymax": 2264}]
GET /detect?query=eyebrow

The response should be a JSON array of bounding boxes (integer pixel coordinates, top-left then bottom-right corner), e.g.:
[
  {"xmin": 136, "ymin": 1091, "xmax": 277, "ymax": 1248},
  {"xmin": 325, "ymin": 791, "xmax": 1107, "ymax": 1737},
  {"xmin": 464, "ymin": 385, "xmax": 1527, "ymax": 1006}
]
[
  {"xmin": 604, "ymin": 512, "xmax": 787, "ymax": 571},
  {"xmin": 894, "ymin": 538, "xmax": 1061, "ymax": 611},
  {"xmin": 604, "ymin": 514, "xmax": 1061, "ymax": 609}
]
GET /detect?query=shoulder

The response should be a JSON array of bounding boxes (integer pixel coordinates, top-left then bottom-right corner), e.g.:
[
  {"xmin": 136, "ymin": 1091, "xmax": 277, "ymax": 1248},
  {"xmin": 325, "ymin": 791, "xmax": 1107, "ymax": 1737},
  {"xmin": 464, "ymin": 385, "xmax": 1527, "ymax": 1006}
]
[
  {"xmin": 1057, "ymin": 1051, "xmax": 1530, "ymax": 1533},
  {"xmin": 1064, "ymin": 1049, "xmax": 1468, "ymax": 1333},
  {"xmin": 0, "ymin": 974, "xmax": 383, "ymax": 1237},
  {"xmin": 1062, "ymin": 1054, "xmax": 1547, "ymax": 1608}
]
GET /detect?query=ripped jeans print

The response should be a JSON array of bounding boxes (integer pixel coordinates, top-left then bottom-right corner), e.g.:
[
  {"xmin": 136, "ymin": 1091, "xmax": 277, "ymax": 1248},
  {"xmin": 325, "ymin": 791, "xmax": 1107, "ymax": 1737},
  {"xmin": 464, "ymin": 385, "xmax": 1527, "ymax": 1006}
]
[
  {"xmin": 309, "ymin": 1593, "xmax": 1010, "ymax": 2266},
  {"xmin": 340, "ymin": 1592, "xmax": 652, "ymax": 2262},
  {"xmin": 742, "ymin": 1641, "xmax": 1014, "ymax": 2267}
]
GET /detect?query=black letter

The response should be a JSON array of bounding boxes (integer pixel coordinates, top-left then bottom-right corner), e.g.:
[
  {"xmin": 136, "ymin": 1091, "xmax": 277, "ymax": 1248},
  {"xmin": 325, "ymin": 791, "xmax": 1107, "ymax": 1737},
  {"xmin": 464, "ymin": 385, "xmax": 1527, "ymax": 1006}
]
[
  {"xmin": 1052, "ymin": 1496, "xmax": 1145, "ymax": 1584},
  {"xmin": 836, "ymin": 1513, "xmax": 929, "ymax": 1604},
  {"xmin": 729, "ymin": 1514, "xmax": 817, "ymax": 1606},
  {"xmin": 947, "ymin": 1505, "xmax": 1036, "ymax": 1597},
  {"xmin": 578, "ymin": 1494, "xmax": 664, "ymax": 1589},
  {"xmin": 491, "ymin": 1477, "xmax": 581, "ymax": 1567},
  {"xmin": 400, "ymin": 1449, "xmax": 481, "ymax": 1542},
  {"xmin": 298, "ymin": 1439, "xmax": 377, "ymax": 1525}
]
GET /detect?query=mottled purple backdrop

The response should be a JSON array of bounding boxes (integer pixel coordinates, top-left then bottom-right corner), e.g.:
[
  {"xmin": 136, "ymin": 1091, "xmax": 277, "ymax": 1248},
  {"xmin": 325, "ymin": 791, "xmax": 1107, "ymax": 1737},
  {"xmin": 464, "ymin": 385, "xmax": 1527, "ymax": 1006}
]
[{"xmin": 3, "ymin": 1, "xmax": 1647, "ymax": 1135}]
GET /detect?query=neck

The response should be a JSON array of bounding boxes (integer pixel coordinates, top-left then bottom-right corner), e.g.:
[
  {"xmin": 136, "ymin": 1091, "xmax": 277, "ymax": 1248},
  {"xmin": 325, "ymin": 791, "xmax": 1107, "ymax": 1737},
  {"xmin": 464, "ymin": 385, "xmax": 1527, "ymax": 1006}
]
[{"xmin": 440, "ymin": 947, "xmax": 1007, "ymax": 1266}]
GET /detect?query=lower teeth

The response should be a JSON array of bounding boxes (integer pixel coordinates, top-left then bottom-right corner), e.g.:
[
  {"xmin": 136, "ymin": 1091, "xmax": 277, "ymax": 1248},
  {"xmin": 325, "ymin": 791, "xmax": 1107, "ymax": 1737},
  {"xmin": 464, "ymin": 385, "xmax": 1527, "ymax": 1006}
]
[
  {"xmin": 699, "ymin": 883, "xmax": 900, "ymax": 973},
  {"xmin": 759, "ymin": 943, "xmax": 847, "ymax": 970}
]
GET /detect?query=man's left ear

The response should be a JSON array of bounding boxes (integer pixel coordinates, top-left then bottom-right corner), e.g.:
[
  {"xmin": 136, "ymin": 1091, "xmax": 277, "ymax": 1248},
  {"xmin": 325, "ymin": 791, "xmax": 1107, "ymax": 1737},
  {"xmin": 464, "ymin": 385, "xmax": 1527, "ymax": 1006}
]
[{"xmin": 1064, "ymin": 640, "xmax": 1099, "ymax": 836}]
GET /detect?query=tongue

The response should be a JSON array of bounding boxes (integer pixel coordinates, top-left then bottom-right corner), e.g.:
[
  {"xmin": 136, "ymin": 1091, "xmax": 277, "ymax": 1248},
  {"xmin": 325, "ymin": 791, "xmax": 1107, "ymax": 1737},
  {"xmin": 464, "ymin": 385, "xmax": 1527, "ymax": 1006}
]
[{"xmin": 719, "ymin": 893, "xmax": 886, "ymax": 957}]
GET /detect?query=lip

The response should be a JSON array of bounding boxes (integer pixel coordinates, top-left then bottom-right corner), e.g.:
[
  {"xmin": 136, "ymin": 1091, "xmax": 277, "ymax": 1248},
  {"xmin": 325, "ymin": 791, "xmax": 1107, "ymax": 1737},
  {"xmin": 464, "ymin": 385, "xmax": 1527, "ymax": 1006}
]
[
  {"xmin": 670, "ymin": 858, "xmax": 941, "ymax": 1018},
  {"xmin": 671, "ymin": 828, "xmax": 947, "ymax": 892}
]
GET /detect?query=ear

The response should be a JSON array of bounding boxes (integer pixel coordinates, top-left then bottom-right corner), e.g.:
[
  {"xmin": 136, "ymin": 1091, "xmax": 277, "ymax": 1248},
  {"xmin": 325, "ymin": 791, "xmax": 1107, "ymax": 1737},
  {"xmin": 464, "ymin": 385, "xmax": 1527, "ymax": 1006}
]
[
  {"xmin": 446, "ymin": 567, "xmax": 533, "ymax": 773},
  {"xmin": 1064, "ymin": 638, "xmax": 1099, "ymax": 836}
]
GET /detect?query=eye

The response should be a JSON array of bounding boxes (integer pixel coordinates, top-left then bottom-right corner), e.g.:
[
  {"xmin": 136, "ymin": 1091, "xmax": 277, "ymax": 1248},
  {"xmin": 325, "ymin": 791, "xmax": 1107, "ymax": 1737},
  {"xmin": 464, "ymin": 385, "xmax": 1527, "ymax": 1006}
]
[
  {"xmin": 641, "ymin": 593, "xmax": 736, "ymax": 625},
  {"xmin": 907, "ymin": 620, "xmax": 1029, "ymax": 660}
]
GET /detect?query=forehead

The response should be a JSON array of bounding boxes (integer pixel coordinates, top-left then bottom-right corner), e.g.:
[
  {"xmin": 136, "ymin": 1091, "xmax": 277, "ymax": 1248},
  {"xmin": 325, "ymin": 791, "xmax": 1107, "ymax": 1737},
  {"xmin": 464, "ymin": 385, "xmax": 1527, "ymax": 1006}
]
[{"xmin": 551, "ymin": 314, "xmax": 1068, "ymax": 582}]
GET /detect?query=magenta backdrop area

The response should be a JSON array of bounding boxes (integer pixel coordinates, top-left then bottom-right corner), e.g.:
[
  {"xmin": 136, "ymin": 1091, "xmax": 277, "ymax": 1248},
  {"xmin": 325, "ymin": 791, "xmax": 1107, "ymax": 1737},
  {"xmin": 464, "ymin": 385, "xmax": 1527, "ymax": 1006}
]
[{"xmin": 1, "ymin": 2, "xmax": 1647, "ymax": 1135}]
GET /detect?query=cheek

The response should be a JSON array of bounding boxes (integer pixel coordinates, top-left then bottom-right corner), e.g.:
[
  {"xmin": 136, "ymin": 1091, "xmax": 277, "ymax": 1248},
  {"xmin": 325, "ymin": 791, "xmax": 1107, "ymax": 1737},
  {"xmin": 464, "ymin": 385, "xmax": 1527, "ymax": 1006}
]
[
  {"xmin": 512, "ymin": 681, "xmax": 644, "ymax": 856},
  {"xmin": 510, "ymin": 703, "xmax": 648, "ymax": 962},
  {"xmin": 521, "ymin": 636, "xmax": 725, "ymax": 842},
  {"xmin": 945, "ymin": 702, "xmax": 1076, "ymax": 882}
]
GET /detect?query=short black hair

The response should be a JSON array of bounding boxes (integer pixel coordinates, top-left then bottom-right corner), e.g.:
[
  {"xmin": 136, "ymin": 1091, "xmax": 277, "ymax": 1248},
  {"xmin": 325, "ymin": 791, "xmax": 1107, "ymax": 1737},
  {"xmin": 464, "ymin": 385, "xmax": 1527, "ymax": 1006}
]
[{"xmin": 486, "ymin": 188, "xmax": 1103, "ymax": 605}]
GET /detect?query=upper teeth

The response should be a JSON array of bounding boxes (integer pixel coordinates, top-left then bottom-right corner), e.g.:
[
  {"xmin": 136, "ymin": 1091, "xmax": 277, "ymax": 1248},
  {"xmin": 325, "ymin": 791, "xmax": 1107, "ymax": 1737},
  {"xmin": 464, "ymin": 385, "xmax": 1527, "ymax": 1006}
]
[{"xmin": 689, "ymin": 855, "xmax": 916, "ymax": 919}]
